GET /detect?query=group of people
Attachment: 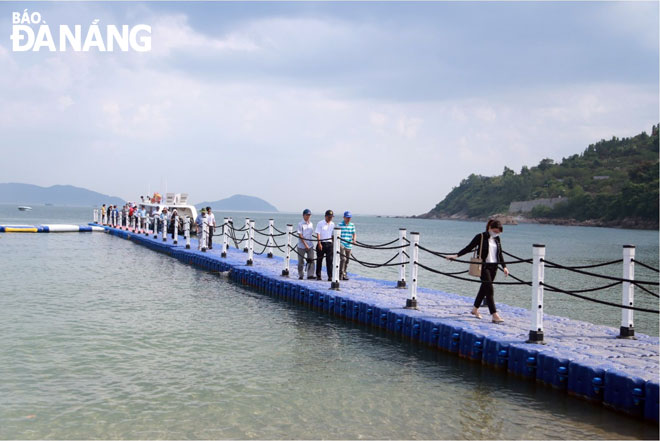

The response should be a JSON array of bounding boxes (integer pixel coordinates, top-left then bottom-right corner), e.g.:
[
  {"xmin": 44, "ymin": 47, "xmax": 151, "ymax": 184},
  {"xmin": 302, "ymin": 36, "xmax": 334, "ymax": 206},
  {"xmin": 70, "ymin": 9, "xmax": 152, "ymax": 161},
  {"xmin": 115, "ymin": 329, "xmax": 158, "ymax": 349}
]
[
  {"xmin": 100, "ymin": 202, "xmax": 509, "ymax": 324},
  {"xmin": 296, "ymin": 209, "xmax": 356, "ymax": 282},
  {"xmin": 194, "ymin": 207, "xmax": 216, "ymax": 250}
]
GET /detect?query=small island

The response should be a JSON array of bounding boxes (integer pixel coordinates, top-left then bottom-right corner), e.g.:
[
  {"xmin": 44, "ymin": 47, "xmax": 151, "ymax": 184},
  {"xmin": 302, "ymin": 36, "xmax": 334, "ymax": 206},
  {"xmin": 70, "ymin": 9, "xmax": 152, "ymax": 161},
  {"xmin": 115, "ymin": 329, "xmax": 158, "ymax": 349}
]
[{"xmin": 418, "ymin": 125, "xmax": 659, "ymax": 230}]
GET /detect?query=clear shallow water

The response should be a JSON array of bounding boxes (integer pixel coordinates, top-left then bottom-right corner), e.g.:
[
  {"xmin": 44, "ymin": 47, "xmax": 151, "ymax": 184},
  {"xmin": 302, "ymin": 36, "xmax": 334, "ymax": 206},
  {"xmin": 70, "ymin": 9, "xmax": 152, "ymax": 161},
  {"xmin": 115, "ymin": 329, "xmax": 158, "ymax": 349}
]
[{"xmin": 1, "ymin": 205, "xmax": 658, "ymax": 439}]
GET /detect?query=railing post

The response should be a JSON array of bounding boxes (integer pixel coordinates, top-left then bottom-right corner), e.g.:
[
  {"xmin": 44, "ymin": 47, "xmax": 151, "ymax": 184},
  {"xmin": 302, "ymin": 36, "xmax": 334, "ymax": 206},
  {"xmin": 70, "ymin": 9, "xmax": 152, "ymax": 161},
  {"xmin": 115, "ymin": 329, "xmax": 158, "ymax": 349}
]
[
  {"xmin": 282, "ymin": 224, "xmax": 292, "ymax": 276},
  {"xmin": 267, "ymin": 219, "xmax": 274, "ymax": 258},
  {"xmin": 405, "ymin": 232, "xmax": 419, "ymax": 309},
  {"xmin": 397, "ymin": 228, "xmax": 407, "ymax": 288},
  {"xmin": 162, "ymin": 215, "xmax": 167, "ymax": 242},
  {"xmin": 221, "ymin": 217, "xmax": 228, "ymax": 257},
  {"xmin": 246, "ymin": 220, "xmax": 255, "ymax": 265},
  {"xmin": 330, "ymin": 227, "xmax": 341, "ymax": 290},
  {"xmin": 93, "ymin": 209, "xmax": 98, "ymax": 224},
  {"xmin": 131, "ymin": 214, "xmax": 136, "ymax": 232},
  {"xmin": 184, "ymin": 216, "xmax": 191, "ymax": 249},
  {"xmin": 527, "ymin": 244, "xmax": 546, "ymax": 344},
  {"xmin": 173, "ymin": 215, "xmax": 178, "ymax": 245},
  {"xmin": 619, "ymin": 245, "xmax": 636, "ymax": 339},
  {"xmin": 201, "ymin": 216, "xmax": 208, "ymax": 252},
  {"xmin": 243, "ymin": 218, "xmax": 250, "ymax": 252},
  {"xmin": 153, "ymin": 213, "xmax": 158, "ymax": 238},
  {"xmin": 144, "ymin": 216, "xmax": 150, "ymax": 236}
]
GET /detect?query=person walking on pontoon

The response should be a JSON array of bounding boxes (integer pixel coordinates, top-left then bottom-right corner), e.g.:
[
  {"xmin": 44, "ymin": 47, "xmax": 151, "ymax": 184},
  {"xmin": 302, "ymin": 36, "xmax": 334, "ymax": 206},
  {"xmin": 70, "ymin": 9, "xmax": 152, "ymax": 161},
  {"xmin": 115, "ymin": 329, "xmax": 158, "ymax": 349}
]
[
  {"xmin": 447, "ymin": 219, "xmax": 509, "ymax": 323},
  {"xmin": 297, "ymin": 209, "xmax": 315, "ymax": 280}
]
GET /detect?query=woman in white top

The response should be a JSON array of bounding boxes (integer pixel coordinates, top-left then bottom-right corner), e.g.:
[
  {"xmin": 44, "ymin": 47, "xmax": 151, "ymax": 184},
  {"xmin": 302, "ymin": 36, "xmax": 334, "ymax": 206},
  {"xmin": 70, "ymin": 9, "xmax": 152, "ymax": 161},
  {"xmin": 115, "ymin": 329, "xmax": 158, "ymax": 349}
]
[{"xmin": 448, "ymin": 219, "xmax": 509, "ymax": 323}]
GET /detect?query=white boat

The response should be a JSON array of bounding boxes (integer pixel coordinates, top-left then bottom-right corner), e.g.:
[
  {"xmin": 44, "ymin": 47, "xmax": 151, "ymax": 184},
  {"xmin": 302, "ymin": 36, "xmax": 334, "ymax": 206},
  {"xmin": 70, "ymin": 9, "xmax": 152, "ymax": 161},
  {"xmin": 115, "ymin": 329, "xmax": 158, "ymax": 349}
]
[
  {"xmin": 138, "ymin": 192, "xmax": 198, "ymax": 221},
  {"xmin": 17, "ymin": 206, "xmax": 32, "ymax": 211}
]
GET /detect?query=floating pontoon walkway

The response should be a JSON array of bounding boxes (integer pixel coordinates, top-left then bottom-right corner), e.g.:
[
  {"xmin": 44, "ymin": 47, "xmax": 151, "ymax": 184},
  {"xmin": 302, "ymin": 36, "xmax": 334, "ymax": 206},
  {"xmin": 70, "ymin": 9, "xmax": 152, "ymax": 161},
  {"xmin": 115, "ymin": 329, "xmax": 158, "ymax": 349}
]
[{"xmin": 98, "ymin": 224, "xmax": 659, "ymax": 422}]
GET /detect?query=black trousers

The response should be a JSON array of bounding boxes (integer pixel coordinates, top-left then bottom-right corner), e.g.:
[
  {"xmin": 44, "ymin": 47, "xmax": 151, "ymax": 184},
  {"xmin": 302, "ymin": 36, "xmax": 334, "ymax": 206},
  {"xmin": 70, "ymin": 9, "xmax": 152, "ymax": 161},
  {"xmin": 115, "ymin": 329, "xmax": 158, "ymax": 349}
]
[
  {"xmin": 474, "ymin": 263, "xmax": 498, "ymax": 314},
  {"xmin": 208, "ymin": 226, "xmax": 214, "ymax": 249},
  {"xmin": 316, "ymin": 242, "xmax": 333, "ymax": 280}
]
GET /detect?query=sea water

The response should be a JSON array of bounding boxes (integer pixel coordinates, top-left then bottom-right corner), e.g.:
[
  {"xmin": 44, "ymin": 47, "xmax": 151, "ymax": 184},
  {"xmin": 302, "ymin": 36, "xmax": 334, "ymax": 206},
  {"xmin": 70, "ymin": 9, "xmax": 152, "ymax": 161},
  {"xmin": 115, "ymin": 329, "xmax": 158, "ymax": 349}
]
[{"xmin": 1, "ymin": 205, "xmax": 658, "ymax": 439}]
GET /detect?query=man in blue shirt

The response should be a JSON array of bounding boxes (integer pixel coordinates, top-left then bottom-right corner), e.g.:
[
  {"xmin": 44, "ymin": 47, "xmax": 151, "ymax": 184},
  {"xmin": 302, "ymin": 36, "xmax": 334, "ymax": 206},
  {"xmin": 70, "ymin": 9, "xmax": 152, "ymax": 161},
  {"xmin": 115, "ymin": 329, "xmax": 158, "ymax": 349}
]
[{"xmin": 339, "ymin": 211, "xmax": 356, "ymax": 281}]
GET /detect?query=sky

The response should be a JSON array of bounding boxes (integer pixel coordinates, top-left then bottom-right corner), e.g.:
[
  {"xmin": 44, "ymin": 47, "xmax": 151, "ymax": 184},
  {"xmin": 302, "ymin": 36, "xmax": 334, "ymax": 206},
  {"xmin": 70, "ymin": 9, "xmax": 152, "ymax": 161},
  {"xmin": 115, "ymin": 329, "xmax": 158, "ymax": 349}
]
[{"xmin": 0, "ymin": 1, "xmax": 658, "ymax": 215}]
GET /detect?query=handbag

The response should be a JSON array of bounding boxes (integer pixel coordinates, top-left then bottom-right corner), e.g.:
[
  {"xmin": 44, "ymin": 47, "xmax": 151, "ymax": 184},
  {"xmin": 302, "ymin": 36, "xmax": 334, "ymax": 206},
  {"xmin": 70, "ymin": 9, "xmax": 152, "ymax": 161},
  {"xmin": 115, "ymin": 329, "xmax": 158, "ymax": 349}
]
[{"xmin": 468, "ymin": 233, "xmax": 484, "ymax": 277}]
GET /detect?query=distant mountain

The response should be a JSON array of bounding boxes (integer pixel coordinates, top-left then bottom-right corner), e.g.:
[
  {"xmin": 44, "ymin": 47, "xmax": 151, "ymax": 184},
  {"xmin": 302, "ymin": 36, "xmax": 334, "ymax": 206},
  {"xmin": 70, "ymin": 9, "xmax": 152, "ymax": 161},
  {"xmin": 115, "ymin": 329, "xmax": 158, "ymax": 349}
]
[
  {"xmin": 196, "ymin": 194, "xmax": 278, "ymax": 212},
  {"xmin": 0, "ymin": 183, "xmax": 125, "ymax": 206}
]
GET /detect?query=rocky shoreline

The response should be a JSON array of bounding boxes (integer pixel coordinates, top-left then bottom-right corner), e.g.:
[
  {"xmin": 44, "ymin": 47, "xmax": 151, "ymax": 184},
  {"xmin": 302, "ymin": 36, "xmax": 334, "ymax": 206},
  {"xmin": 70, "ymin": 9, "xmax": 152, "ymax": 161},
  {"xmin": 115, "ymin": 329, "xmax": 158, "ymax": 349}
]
[{"xmin": 414, "ymin": 212, "xmax": 658, "ymax": 231}]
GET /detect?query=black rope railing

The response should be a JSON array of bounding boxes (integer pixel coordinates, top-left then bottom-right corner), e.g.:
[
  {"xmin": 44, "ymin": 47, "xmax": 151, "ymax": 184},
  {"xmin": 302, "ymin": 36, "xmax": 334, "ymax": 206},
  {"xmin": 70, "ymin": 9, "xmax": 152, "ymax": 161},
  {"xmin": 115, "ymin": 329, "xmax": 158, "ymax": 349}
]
[
  {"xmin": 541, "ymin": 281, "xmax": 659, "ymax": 314},
  {"xmin": 542, "ymin": 259, "xmax": 659, "ymax": 286},
  {"xmin": 632, "ymin": 259, "xmax": 660, "ymax": 273},
  {"xmin": 349, "ymin": 252, "xmax": 407, "ymax": 269},
  {"xmin": 634, "ymin": 284, "xmax": 660, "ymax": 299},
  {"xmin": 417, "ymin": 244, "xmax": 532, "ymax": 265},
  {"xmin": 416, "ymin": 261, "xmax": 531, "ymax": 285}
]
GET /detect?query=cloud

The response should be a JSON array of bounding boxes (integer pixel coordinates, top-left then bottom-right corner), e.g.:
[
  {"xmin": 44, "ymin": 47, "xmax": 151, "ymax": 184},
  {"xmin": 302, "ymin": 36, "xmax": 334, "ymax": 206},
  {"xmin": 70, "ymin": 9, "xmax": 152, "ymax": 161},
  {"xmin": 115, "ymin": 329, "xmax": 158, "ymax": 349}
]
[{"xmin": 150, "ymin": 13, "xmax": 260, "ymax": 57}]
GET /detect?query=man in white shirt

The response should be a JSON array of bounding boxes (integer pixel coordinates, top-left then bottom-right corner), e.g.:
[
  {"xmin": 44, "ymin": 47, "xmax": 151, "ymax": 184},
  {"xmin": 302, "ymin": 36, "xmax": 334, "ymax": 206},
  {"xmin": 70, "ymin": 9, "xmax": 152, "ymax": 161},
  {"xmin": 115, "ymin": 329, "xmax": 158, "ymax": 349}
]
[
  {"xmin": 206, "ymin": 206, "xmax": 216, "ymax": 249},
  {"xmin": 297, "ymin": 209, "xmax": 315, "ymax": 279},
  {"xmin": 315, "ymin": 209, "xmax": 335, "ymax": 281}
]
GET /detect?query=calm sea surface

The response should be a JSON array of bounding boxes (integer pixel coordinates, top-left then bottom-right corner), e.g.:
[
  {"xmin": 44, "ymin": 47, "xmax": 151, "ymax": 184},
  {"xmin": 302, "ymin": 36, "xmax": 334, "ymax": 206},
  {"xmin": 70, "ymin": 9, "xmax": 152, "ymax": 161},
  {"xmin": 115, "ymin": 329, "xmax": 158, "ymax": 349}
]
[{"xmin": 1, "ymin": 205, "xmax": 658, "ymax": 439}]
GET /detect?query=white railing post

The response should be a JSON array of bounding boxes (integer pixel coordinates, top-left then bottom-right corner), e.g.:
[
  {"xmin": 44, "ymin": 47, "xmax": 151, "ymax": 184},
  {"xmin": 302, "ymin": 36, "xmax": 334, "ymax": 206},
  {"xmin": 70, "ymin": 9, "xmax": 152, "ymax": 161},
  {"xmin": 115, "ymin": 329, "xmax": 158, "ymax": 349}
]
[
  {"xmin": 113, "ymin": 210, "xmax": 117, "ymax": 227},
  {"xmin": 93, "ymin": 209, "xmax": 98, "ymax": 223},
  {"xmin": 267, "ymin": 219, "xmax": 274, "ymax": 258},
  {"xmin": 153, "ymin": 214, "xmax": 158, "ymax": 238},
  {"xmin": 131, "ymin": 214, "xmax": 136, "ymax": 231},
  {"xmin": 162, "ymin": 215, "xmax": 167, "ymax": 242},
  {"xmin": 405, "ymin": 232, "xmax": 419, "ymax": 309},
  {"xmin": 282, "ymin": 224, "xmax": 292, "ymax": 276},
  {"xmin": 221, "ymin": 217, "xmax": 229, "ymax": 257},
  {"xmin": 331, "ymin": 227, "xmax": 341, "ymax": 290},
  {"xmin": 619, "ymin": 245, "xmax": 636, "ymax": 339},
  {"xmin": 144, "ymin": 216, "xmax": 150, "ymax": 236},
  {"xmin": 527, "ymin": 244, "xmax": 546, "ymax": 344},
  {"xmin": 397, "ymin": 228, "xmax": 407, "ymax": 288},
  {"xmin": 246, "ymin": 220, "xmax": 255, "ymax": 265},
  {"xmin": 201, "ymin": 216, "xmax": 208, "ymax": 252},
  {"xmin": 173, "ymin": 215, "xmax": 178, "ymax": 245},
  {"xmin": 243, "ymin": 218, "xmax": 250, "ymax": 252},
  {"xmin": 184, "ymin": 216, "xmax": 191, "ymax": 249}
]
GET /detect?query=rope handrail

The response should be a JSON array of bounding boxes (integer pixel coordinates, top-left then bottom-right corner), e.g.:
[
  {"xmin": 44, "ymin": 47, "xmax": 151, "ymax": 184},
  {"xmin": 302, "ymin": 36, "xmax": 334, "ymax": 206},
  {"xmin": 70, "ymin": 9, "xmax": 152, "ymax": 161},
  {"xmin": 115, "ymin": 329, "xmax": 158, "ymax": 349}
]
[
  {"xmin": 634, "ymin": 283, "xmax": 660, "ymax": 299},
  {"xmin": 254, "ymin": 229, "xmax": 287, "ymax": 237},
  {"xmin": 227, "ymin": 224, "xmax": 249, "ymax": 233},
  {"xmin": 417, "ymin": 244, "xmax": 532, "ymax": 265},
  {"xmin": 273, "ymin": 225, "xmax": 288, "ymax": 235},
  {"xmin": 352, "ymin": 241, "xmax": 408, "ymax": 250},
  {"xmin": 353, "ymin": 238, "xmax": 402, "ymax": 249},
  {"xmin": 416, "ymin": 261, "xmax": 531, "ymax": 285},
  {"xmin": 349, "ymin": 252, "xmax": 406, "ymax": 269},
  {"xmin": 542, "ymin": 259, "xmax": 660, "ymax": 286},
  {"xmin": 632, "ymin": 259, "xmax": 660, "ymax": 273},
  {"xmin": 541, "ymin": 281, "xmax": 659, "ymax": 314}
]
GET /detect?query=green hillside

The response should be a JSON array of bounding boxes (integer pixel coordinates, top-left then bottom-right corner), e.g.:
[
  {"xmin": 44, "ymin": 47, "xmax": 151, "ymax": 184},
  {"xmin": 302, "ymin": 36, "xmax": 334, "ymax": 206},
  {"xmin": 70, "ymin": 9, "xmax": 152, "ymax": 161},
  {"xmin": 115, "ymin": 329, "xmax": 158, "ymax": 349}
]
[{"xmin": 424, "ymin": 125, "xmax": 659, "ymax": 228}]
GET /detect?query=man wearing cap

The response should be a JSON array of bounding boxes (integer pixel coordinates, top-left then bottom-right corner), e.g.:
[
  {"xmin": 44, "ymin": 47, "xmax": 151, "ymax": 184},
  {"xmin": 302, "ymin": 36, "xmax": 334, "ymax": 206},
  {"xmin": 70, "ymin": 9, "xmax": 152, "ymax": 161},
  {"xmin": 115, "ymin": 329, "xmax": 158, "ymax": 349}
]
[
  {"xmin": 315, "ymin": 210, "xmax": 335, "ymax": 281},
  {"xmin": 297, "ymin": 209, "xmax": 315, "ymax": 279},
  {"xmin": 339, "ymin": 211, "xmax": 356, "ymax": 281}
]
